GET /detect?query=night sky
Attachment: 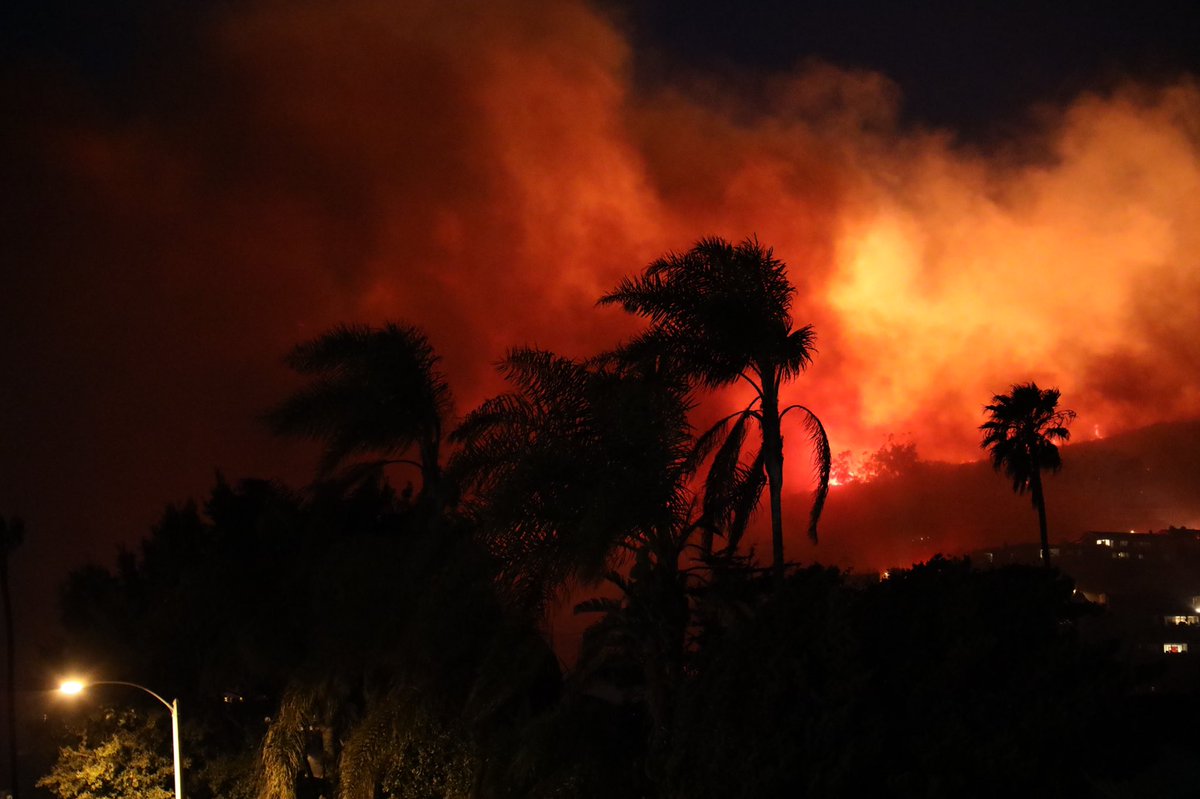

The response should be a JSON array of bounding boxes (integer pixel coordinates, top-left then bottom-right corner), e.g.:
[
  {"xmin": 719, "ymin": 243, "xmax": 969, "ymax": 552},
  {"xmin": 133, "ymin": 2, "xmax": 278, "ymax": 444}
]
[{"xmin": 4, "ymin": 0, "xmax": 1200, "ymax": 659}]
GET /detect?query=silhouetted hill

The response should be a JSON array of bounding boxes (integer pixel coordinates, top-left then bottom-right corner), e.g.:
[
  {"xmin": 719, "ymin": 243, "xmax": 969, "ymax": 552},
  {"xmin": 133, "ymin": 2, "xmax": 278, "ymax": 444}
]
[{"xmin": 786, "ymin": 419, "xmax": 1200, "ymax": 572}]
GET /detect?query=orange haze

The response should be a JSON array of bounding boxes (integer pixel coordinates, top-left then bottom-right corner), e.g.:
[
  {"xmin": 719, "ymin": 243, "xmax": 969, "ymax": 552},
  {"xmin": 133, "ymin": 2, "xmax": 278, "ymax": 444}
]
[{"xmin": 4, "ymin": 0, "xmax": 1200, "ymax": 632}]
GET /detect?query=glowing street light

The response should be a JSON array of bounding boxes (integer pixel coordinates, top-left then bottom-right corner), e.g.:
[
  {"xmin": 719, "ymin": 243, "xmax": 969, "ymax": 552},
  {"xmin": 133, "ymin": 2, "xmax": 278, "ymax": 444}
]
[{"xmin": 57, "ymin": 679, "xmax": 183, "ymax": 799}]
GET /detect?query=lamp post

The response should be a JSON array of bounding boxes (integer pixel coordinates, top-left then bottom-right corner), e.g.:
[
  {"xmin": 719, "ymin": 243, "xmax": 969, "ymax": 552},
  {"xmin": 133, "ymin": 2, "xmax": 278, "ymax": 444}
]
[{"xmin": 58, "ymin": 679, "xmax": 182, "ymax": 799}]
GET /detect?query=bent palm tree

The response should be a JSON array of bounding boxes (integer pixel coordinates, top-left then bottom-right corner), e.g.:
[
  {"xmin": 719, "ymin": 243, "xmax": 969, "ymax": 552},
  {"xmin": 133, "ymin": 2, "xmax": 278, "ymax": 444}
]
[
  {"xmin": 600, "ymin": 236, "xmax": 830, "ymax": 585},
  {"xmin": 267, "ymin": 323, "xmax": 453, "ymax": 506},
  {"xmin": 980, "ymin": 382, "xmax": 1075, "ymax": 566}
]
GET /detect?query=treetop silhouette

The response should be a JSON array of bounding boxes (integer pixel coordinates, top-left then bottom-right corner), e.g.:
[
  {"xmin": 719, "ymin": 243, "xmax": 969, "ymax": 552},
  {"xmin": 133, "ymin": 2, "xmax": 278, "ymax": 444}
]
[
  {"xmin": 980, "ymin": 381, "xmax": 1075, "ymax": 566},
  {"xmin": 266, "ymin": 322, "xmax": 452, "ymax": 503},
  {"xmin": 600, "ymin": 235, "xmax": 830, "ymax": 584}
]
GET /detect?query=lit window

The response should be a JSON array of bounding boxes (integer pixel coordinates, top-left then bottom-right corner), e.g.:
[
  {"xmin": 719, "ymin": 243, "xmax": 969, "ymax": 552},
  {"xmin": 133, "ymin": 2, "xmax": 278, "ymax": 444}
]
[
  {"xmin": 1164, "ymin": 643, "xmax": 1189, "ymax": 654},
  {"xmin": 1113, "ymin": 551, "xmax": 1130, "ymax": 559},
  {"xmin": 1165, "ymin": 615, "xmax": 1200, "ymax": 625},
  {"xmin": 1096, "ymin": 538, "xmax": 1113, "ymax": 547}
]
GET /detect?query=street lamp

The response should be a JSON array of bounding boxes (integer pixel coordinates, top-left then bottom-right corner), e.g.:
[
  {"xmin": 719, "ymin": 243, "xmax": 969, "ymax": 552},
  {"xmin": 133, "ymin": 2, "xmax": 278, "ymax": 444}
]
[{"xmin": 57, "ymin": 679, "xmax": 183, "ymax": 799}]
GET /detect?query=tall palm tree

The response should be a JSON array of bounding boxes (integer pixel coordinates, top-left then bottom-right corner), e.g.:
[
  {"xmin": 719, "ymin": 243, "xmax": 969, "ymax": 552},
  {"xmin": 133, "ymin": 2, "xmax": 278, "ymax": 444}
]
[
  {"xmin": 600, "ymin": 236, "xmax": 830, "ymax": 586},
  {"xmin": 0, "ymin": 515, "xmax": 22, "ymax": 799},
  {"xmin": 267, "ymin": 323, "xmax": 453, "ymax": 506},
  {"xmin": 980, "ymin": 382, "xmax": 1075, "ymax": 566}
]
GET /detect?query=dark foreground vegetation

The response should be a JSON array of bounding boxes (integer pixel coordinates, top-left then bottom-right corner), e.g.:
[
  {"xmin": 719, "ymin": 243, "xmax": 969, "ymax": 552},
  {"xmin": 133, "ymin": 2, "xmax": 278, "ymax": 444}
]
[
  {"xmin": 36, "ymin": 488, "xmax": 1178, "ymax": 798},
  {"xmin": 20, "ymin": 238, "xmax": 1194, "ymax": 798}
]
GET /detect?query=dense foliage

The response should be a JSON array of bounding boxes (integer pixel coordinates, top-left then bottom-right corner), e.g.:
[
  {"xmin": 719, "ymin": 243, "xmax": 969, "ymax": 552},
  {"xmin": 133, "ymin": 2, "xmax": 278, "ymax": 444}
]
[{"xmin": 37, "ymin": 710, "xmax": 174, "ymax": 799}]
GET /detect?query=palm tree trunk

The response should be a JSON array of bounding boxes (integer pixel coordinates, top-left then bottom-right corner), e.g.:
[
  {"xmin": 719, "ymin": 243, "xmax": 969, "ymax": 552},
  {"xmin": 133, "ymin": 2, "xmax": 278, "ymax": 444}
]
[
  {"xmin": 760, "ymin": 379, "xmax": 787, "ymax": 588},
  {"xmin": 1031, "ymin": 469, "xmax": 1050, "ymax": 567},
  {"xmin": 418, "ymin": 437, "xmax": 440, "ymax": 499}
]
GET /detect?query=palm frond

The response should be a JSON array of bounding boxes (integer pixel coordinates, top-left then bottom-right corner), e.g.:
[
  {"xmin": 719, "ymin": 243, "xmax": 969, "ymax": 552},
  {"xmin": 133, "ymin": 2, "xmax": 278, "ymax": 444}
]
[
  {"xmin": 574, "ymin": 597, "xmax": 622, "ymax": 615},
  {"xmin": 776, "ymin": 325, "xmax": 818, "ymax": 380},
  {"xmin": 266, "ymin": 322, "xmax": 452, "ymax": 483},
  {"xmin": 784, "ymin": 404, "xmax": 833, "ymax": 544},
  {"xmin": 722, "ymin": 447, "xmax": 767, "ymax": 556},
  {"xmin": 600, "ymin": 235, "xmax": 806, "ymax": 391},
  {"xmin": 685, "ymin": 406, "xmax": 747, "ymax": 475},
  {"xmin": 979, "ymin": 382, "xmax": 1075, "ymax": 493},
  {"xmin": 450, "ymin": 348, "xmax": 697, "ymax": 613}
]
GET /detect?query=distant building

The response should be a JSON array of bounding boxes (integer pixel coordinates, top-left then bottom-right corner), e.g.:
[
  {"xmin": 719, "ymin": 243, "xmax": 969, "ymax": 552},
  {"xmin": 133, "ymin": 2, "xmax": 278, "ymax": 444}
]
[{"xmin": 971, "ymin": 528, "xmax": 1200, "ymax": 691}]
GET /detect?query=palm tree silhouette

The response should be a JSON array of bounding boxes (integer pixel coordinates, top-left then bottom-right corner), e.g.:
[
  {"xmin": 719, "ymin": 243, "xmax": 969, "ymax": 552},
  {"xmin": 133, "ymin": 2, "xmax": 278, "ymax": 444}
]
[
  {"xmin": 453, "ymin": 348, "xmax": 708, "ymax": 764},
  {"xmin": 600, "ymin": 236, "xmax": 830, "ymax": 585},
  {"xmin": 0, "ymin": 515, "xmax": 21, "ymax": 799},
  {"xmin": 267, "ymin": 323, "xmax": 453, "ymax": 506},
  {"xmin": 980, "ymin": 382, "xmax": 1075, "ymax": 566},
  {"xmin": 451, "ymin": 347, "xmax": 698, "ymax": 610}
]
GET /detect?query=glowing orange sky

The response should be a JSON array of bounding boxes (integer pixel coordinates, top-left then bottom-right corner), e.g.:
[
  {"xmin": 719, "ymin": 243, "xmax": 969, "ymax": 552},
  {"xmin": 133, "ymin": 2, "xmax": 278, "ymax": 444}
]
[
  {"xmin": 3, "ymin": 0, "xmax": 1200, "ymax": 636},
  {"xmin": 215, "ymin": 1, "xmax": 1200, "ymax": 460}
]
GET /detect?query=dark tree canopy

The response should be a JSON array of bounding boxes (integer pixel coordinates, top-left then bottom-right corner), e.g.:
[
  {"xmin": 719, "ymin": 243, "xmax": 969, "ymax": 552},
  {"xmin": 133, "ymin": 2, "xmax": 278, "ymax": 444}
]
[
  {"xmin": 451, "ymin": 347, "xmax": 698, "ymax": 610},
  {"xmin": 267, "ymin": 322, "xmax": 453, "ymax": 497},
  {"xmin": 980, "ymin": 382, "xmax": 1075, "ymax": 494},
  {"xmin": 600, "ymin": 236, "xmax": 813, "ymax": 390}
]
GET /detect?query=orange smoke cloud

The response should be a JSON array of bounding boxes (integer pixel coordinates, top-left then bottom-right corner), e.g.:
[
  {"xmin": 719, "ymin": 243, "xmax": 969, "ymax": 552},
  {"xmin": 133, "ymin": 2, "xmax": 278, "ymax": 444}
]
[
  {"xmin": 821, "ymin": 81, "xmax": 1200, "ymax": 460},
  {"xmin": 205, "ymin": 0, "xmax": 1200, "ymax": 463}
]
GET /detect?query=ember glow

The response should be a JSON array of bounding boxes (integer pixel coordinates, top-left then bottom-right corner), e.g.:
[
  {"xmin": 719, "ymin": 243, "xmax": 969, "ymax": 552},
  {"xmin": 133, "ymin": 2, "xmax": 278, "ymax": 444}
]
[{"xmin": 3, "ymin": 0, "xmax": 1200, "ymax": 613}]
